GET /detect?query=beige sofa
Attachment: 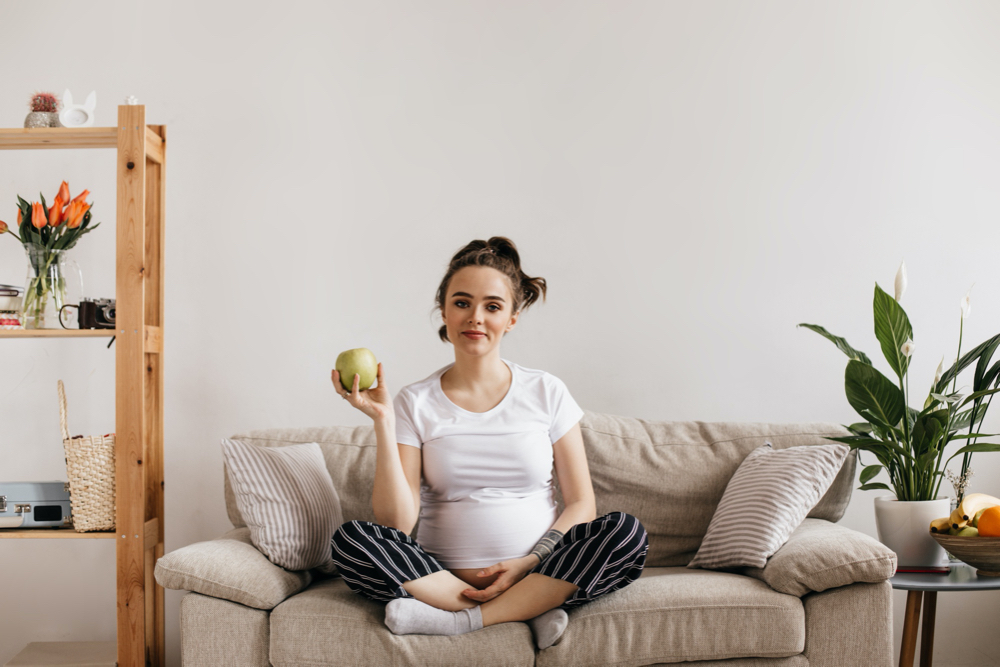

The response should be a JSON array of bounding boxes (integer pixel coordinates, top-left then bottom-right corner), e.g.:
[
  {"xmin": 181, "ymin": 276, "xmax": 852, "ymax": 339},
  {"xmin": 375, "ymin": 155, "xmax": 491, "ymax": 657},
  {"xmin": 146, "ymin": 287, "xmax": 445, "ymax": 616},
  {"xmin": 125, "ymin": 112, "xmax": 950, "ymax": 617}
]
[{"xmin": 158, "ymin": 411, "xmax": 898, "ymax": 666}]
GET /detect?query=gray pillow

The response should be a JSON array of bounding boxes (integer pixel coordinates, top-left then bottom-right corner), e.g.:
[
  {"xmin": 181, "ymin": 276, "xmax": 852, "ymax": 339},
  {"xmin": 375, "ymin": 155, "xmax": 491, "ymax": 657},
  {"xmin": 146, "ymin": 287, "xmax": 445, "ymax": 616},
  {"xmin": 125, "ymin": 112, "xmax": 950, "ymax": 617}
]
[
  {"xmin": 154, "ymin": 527, "xmax": 312, "ymax": 609},
  {"xmin": 738, "ymin": 518, "xmax": 898, "ymax": 596},
  {"xmin": 221, "ymin": 438, "xmax": 342, "ymax": 572},
  {"xmin": 687, "ymin": 442, "xmax": 850, "ymax": 570}
]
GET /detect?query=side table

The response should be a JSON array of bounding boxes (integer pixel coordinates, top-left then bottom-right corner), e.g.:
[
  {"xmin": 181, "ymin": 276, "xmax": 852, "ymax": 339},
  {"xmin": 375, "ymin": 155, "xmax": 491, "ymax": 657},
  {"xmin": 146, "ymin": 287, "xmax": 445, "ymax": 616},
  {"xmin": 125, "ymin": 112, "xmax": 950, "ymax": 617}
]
[{"xmin": 889, "ymin": 563, "xmax": 1000, "ymax": 667}]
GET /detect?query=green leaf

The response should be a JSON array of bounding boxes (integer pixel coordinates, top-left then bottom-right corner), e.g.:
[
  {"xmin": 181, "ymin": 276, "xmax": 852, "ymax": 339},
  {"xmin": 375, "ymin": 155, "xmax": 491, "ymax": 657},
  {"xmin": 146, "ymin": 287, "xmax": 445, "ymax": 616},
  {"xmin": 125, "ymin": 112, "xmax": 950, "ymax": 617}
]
[
  {"xmin": 859, "ymin": 482, "xmax": 893, "ymax": 492},
  {"xmin": 911, "ymin": 409, "xmax": 948, "ymax": 456},
  {"xmin": 959, "ymin": 387, "xmax": 1000, "ymax": 409},
  {"xmin": 872, "ymin": 284, "xmax": 913, "ymax": 381},
  {"xmin": 846, "ymin": 359, "xmax": 905, "ymax": 430},
  {"xmin": 949, "ymin": 433, "xmax": 999, "ymax": 440},
  {"xmin": 937, "ymin": 334, "xmax": 1000, "ymax": 394},
  {"xmin": 981, "ymin": 359, "xmax": 1000, "ymax": 391},
  {"xmin": 847, "ymin": 422, "xmax": 873, "ymax": 435},
  {"xmin": 860, "ymin": 465, "xmax": 882, "ymax": 484},
  {"xmin": 946, "ymin": 442, "xmax": 1000, "ymax": 463},
  {"xmin": 952, "ymin": 404, "xmax": 988, "ymax": 432},
  {"xmin": 974, "ymin": 336, "xmax": 1000, "ymax": 392},
  {"xmin": 797, "ymin": 324, "xmax": 873, "ymax": 364}
]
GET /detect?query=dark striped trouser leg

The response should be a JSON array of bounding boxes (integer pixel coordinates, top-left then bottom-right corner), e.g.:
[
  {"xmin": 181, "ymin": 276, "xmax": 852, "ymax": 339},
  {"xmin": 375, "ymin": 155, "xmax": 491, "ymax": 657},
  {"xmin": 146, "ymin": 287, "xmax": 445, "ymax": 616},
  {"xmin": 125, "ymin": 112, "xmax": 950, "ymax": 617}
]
[
  {"xmin": 529, "ymin": 511, "xmax": 649, "ymax": 610},
  {"xmin": 330, "ymin": 520, "xmax": 445, "ymax": 602}
]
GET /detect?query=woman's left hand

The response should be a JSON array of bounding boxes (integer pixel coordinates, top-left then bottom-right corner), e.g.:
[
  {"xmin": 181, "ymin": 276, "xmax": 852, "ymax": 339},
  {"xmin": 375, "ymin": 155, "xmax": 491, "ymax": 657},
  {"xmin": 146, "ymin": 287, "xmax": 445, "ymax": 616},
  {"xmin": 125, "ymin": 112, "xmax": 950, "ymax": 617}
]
[{"xmin": 461, "ymin": 556, "xmax": 538, "ymax": 603}]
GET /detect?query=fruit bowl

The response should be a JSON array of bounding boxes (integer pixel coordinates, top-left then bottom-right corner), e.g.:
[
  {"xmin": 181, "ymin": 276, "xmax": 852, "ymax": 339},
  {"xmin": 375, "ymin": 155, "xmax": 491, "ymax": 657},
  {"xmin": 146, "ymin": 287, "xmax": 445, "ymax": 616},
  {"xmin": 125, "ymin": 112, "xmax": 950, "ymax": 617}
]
[{"xmin": 930, "ymin": 533, "xmax": 1000, "ymax": 577}]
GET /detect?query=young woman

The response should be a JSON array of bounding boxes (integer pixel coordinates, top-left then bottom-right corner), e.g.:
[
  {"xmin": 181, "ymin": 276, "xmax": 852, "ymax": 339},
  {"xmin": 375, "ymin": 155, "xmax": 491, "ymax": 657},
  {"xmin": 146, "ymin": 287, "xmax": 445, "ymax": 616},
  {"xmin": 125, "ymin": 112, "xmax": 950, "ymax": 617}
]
[{"xmin": 330, "ymin": 236, "xmax": 648, "ymax": 649}]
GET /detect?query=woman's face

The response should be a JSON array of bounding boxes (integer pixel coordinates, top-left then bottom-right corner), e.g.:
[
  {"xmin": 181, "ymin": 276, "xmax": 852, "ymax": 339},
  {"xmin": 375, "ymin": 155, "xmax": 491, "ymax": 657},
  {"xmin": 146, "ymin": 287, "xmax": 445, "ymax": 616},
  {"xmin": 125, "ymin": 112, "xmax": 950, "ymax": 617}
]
[{"xmin": 442, "ymin": 266, "xmax": 518, "ymax": 350}]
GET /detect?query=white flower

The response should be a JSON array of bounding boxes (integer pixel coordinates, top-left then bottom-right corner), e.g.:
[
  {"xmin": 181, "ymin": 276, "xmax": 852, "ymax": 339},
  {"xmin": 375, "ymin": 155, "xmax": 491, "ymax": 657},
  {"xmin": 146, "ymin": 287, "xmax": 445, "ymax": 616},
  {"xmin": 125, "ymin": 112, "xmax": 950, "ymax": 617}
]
[
  {"xmin": 901, "ymin": 339, "xmax": 916, "ymax": 358},
  {"xmin": 934, "ymin": 356, "xmax": 944, "ymax": 385},
  {"xmin": 961, "ymin": 284, "xmax": 973, "ymax": 320},
  {"xmin": 894, "ymin": 261, "xmax": 907, "ymax": 302}
]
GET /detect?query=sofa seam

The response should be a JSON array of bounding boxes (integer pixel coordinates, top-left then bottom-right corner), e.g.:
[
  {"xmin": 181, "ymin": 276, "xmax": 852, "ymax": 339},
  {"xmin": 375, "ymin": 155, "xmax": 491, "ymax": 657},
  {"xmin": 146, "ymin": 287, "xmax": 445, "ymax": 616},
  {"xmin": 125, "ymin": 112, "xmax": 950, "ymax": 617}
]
[
  {"xmin": 233, "ymin": 429, "xmax": 846, "ymax": 449},
  {"xmin": 798, "ymin": 554, "xmax": 897, "ymax": 579},
  {"xmin": 580, "ymin": 427, "xmax": 848, "ymax": 447},
  {"xmin": 574, "ymin": 603, "xmax": 801, "ymax": 619},
  {"xmin": 270, "ymin": 613, "xmax": 387, "ymax": 627},
  {"xmin": 541, "ymin": 649, "xmax": 803, "ymax": 667}
]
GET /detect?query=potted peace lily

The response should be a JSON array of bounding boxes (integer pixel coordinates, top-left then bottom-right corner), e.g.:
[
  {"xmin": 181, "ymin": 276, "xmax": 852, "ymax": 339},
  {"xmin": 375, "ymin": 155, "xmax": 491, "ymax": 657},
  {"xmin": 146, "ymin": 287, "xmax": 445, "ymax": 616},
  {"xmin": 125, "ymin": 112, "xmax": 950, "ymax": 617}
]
[{"xmin": 799, "ymin": 262, "xmax": 1000, "ymax": 567}]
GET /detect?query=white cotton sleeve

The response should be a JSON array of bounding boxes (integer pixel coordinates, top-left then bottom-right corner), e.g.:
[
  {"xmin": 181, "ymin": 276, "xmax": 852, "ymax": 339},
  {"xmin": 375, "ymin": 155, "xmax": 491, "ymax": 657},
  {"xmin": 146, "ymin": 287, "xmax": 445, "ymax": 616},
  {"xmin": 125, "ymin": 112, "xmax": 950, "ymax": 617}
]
[
  {"xmin": 392, "ymin": 389, "xmax": 422, "ymax": 449},
  {"xmin": 548, "ymin": 375, "xmax": 585, "ymax": 444}
]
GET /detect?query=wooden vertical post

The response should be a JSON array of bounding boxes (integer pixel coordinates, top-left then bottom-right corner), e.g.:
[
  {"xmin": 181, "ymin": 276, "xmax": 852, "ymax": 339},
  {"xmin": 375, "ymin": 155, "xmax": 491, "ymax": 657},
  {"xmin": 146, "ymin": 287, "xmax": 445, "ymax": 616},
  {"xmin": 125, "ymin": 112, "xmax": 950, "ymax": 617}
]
[
  {"xmin": 144, "ymin": 123, "xmax": 167, "ymax": 667},
  {"xmin": 116, "ymin": 104, "xmax": 149, "ymax": 667}
]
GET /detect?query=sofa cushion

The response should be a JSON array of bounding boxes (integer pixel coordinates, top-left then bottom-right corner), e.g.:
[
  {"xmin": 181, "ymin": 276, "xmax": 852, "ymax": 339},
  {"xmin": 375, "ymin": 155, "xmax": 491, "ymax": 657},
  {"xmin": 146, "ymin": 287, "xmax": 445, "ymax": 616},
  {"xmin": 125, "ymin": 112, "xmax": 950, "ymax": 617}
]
[
  {"xmin": 226, "ymin": 414, "xmax": 856, "ymax": 568},
  {"xmin": 567, "ymin": 414, "xmax": 855, "ymax": 567},
  {"xmin": 155, "ymin": 527, "xmax": 312, "ymax": 610},
  {"xmin": 222, "ymin": 438, "xmax": 342, "ymax": 572},
  {"xmin": 687, "ymin": 442, "xmax": 849, "ymax": 570},
  {"xmin": 536, "ymin": 566, "xmax": 805, "ymax": 667},
  {"xmin": 268, "ymin": 578, "xmax": 536, "ymax": 667},
  {"xmin": 740, "ymin": 518, "xmax": 898, "ymax": 597},
  {"xmin": 226, "ymin": 427, "xmax": 383, "ymax": 531}
]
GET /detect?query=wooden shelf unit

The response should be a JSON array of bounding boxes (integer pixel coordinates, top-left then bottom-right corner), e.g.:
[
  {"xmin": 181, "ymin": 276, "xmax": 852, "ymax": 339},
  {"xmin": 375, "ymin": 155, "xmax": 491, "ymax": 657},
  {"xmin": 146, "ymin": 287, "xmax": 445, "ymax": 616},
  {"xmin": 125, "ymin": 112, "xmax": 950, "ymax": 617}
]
[{"xmin": 0, "ymin": 106, "xmax": 166, "ymax": 667}]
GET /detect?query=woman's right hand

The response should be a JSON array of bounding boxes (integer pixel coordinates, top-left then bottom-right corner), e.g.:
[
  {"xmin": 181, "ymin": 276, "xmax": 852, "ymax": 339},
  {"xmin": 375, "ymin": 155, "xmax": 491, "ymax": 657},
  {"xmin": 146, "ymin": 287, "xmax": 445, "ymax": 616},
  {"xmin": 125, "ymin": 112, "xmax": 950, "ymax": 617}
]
[{"xmin": 332, "ymin": 362, "xmax": 393, "ymax": 422}]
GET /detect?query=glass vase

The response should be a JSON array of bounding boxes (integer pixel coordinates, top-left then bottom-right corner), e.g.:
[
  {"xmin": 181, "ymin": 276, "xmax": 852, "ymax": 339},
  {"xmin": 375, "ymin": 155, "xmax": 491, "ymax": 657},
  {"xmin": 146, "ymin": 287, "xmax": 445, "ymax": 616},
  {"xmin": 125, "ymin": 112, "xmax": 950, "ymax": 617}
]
[{"xmin": 21, "ymin": 245, "xmax": 70, "ymax": 329}]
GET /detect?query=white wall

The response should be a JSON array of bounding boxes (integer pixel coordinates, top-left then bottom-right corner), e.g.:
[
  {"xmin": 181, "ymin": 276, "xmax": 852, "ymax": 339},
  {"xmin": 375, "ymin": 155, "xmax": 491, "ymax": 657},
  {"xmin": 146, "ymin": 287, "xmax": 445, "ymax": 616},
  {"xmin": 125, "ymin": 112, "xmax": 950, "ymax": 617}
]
[{"xmin": 2, "ymin": 2, "xmax": 999, "ymax": 665}]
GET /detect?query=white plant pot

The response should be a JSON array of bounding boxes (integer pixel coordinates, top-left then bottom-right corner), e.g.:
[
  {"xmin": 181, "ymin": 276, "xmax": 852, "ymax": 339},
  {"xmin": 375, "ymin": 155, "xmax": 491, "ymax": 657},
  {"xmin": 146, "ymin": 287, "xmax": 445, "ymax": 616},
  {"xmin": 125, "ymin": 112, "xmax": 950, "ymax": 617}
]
[{"xmin": 874, "ymin": 495, "xmax": 951, "ymax": 568}]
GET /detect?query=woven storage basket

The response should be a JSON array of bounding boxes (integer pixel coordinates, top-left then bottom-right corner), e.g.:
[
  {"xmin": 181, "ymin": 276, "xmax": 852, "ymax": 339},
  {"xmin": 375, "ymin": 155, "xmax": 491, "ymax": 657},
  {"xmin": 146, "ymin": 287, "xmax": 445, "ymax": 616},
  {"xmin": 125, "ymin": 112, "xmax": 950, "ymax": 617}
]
[{"xmin": 58, "ymin": 380, "xmax": 116, "ymax": 532}]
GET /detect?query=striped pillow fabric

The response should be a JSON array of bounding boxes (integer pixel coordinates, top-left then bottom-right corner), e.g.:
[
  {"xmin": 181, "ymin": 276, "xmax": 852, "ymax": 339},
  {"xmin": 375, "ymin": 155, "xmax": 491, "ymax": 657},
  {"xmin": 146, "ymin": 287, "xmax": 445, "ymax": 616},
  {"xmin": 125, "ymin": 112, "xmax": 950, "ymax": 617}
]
[
  {"xmin": 687, "ymin": 442, "xmax": 850, "ymax": 570},
  {"xmin": 222, "ymin": 438, "xmax": 343, "ymax": 572}
]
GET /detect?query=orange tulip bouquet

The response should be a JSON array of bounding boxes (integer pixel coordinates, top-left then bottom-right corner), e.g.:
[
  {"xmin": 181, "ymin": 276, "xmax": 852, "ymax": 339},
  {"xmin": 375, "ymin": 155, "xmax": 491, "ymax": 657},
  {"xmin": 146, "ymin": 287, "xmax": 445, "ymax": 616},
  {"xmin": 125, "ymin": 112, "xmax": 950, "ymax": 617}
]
[{"xmin": 0, "ymin": 181, "xmax": 100, "ymax": 328}]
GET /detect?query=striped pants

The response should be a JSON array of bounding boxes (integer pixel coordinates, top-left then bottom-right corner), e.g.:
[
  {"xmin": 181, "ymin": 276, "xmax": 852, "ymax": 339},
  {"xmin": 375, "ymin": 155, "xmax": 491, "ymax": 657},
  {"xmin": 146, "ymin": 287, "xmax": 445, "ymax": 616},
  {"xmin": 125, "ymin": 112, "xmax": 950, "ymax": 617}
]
[{"xmin": 331, "ymin": 511, "xmax": 648, "ymax": 610}]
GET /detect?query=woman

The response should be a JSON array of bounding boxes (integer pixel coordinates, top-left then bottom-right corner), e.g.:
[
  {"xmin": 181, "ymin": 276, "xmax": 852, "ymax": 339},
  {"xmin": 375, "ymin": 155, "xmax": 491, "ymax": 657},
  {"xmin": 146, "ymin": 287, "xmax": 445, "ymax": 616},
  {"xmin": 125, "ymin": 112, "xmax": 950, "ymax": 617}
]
[{"xmin": 330, "ymin": 236, "xmax": 648, "ymax": 649}]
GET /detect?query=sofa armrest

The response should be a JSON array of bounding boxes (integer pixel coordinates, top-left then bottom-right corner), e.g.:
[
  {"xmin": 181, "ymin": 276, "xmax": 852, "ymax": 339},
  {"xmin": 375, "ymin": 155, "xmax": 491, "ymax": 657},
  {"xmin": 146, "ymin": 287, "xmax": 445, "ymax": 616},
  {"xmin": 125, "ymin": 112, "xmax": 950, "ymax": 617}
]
[
  {"xmin": 155, "ymin": 526, "xmax": 312, "ymax": 610},
  {"xmin": 740, "ymin": 518, "xmax": 897, "ymax": 597}
]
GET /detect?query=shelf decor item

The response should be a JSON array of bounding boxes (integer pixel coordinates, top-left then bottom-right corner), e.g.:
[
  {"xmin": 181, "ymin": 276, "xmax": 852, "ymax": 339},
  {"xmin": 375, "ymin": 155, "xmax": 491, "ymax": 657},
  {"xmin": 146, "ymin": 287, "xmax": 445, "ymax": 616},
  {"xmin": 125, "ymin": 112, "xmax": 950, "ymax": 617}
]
[
  {"xmin": 58, "ymin": 89, "xmax": 97, "ymax": 128},
  {"xmin": 58, "ymin": 380, "xmax": 116, "ymax": 532},
  {"xmin": 799, "ymin": 261, "xmax": 1000, "ymax": 566},
  {"xmin": 24, "ymin": 91, "xmax": 61, "ymax": 128},
  {"xmin": 1, "ymin": 181, "xmax": 101, "ymax": 329}
]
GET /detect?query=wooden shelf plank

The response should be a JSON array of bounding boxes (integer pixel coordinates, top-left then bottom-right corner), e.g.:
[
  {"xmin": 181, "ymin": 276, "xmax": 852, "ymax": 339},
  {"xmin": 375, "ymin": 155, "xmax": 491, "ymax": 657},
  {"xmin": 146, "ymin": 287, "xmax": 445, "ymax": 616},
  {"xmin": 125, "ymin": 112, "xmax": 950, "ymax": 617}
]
[
  {"xmin": 0, "ymin": 127, "xmax": 118, "ymax": 149},
  {"xmin": 0, "ymin": 329, "xmax": 114, "ymax": 338},
  {"xmin": 0, "ymin": 528, "xmax": 116, "ymax": 539}
]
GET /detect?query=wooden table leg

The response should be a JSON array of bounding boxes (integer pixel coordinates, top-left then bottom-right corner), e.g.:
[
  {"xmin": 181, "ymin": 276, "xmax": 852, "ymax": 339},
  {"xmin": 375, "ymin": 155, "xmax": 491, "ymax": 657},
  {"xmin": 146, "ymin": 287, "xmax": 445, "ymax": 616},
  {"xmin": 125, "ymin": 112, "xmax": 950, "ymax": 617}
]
[
  {"xmin": 919, "ymin": 590, "xmax": 937, "ymax": 667},
  {"xmin": 900, "ymin": 590, "xmax": 923, "ymax": 667}
]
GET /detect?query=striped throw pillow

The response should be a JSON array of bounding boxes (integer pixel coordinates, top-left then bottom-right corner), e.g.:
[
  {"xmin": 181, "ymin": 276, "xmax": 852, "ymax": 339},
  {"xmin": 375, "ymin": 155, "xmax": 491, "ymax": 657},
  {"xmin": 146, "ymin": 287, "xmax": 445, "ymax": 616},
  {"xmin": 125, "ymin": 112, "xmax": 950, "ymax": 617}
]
[
  {"xmin": 687, "ymin": 442, "xmax": 850, "ymax": 570},
  {"xmin": 222, "ymin": 438, "xmax": 343, "ymax": 572}
]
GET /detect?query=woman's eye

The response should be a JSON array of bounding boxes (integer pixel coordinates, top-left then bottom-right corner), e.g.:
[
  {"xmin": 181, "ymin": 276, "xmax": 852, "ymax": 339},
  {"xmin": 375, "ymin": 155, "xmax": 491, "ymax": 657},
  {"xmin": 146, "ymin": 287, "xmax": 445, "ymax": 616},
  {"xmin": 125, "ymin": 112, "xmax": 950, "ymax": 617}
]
[{"xmin": 454, "ymin": 301, "xmax": 500, "ymax": 311}]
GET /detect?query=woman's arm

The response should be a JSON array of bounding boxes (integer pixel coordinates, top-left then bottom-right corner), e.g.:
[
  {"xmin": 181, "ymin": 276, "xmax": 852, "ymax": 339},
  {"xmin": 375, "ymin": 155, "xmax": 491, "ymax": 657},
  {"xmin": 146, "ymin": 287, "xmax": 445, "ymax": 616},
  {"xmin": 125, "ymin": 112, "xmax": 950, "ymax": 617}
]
[
  {"xmin": 331, "ymin": 364, "xmax": 420, "ymax": 533},
  {"xmin": 371, "ymin": 415, "xmax": 421, "ymax": 533},
  {"xmin": 548, "ymin": 422, "xmax": 596, "ymax": 530}
]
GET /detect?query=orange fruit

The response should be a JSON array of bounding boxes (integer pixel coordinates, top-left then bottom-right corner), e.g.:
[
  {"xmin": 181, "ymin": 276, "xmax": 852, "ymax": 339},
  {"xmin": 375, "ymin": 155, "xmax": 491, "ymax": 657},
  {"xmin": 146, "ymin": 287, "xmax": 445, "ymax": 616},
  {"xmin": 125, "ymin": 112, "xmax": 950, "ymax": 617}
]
[{"xmin": 977, "ymin": 506, "xmax": 1000, "ymax": 537}]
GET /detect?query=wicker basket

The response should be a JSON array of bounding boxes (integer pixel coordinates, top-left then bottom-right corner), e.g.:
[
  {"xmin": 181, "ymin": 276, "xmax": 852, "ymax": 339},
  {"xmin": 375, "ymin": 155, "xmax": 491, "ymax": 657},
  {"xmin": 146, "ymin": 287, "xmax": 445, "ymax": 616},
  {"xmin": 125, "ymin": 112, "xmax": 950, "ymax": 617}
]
[{"xmin": 58, "ymin": 380, "xmax": 116, "ymax": 532}]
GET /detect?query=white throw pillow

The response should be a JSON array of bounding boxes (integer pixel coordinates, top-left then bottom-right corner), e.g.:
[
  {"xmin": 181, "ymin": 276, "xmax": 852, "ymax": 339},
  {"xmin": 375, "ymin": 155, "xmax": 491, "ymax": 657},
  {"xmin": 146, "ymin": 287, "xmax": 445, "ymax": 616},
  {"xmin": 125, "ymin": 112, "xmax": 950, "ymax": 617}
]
[
  {"xmin": 687, "ymin": 442, "xmax": 850, "ymax": 570},
  {"xmin": 221, "ymin": 438, "xmax": 342, "ymax": 572}
]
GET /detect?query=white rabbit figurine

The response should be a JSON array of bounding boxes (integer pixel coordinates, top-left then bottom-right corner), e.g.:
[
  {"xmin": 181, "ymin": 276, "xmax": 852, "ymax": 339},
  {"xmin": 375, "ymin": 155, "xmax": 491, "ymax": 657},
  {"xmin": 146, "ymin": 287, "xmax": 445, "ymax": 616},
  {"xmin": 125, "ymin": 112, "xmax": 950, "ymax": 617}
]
[{"xmin": 58, "ymin": 89, "xmax": 97, "ymax": 127}]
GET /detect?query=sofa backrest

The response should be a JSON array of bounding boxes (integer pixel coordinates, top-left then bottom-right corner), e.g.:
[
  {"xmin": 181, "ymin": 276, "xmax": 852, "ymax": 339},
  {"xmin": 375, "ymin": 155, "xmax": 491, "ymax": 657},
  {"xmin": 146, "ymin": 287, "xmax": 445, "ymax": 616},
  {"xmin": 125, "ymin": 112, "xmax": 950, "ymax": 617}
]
[{"xmin": 226, "ymin": 410, "xmax": 855, "ymax": 567}]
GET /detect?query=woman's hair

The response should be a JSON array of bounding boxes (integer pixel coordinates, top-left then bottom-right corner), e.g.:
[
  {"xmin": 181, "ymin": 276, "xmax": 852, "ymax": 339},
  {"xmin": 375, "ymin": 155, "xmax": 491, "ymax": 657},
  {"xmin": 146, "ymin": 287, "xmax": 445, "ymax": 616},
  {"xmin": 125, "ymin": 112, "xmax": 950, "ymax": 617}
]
[{"xmin": 432, "ymin": 236, "xmax": 547, "ymax": 343}]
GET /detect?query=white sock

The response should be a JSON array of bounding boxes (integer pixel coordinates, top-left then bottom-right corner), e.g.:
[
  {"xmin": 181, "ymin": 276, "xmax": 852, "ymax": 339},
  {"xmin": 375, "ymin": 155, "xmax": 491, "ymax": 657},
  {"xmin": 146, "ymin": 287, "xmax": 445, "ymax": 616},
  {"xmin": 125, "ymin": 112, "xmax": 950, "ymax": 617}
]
[
  {"xmin": 384, "ymin": 598, "xmax": 484, "ymax": 636},
  {"xmin": 527, "ymin": 608, "xmax": 569, "ymax": 649}
]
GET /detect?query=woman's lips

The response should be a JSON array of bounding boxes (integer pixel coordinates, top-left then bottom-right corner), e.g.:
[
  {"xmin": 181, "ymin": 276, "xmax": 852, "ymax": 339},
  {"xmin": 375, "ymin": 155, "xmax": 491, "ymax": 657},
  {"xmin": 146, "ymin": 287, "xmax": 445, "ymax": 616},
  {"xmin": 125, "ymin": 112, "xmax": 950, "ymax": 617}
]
[{"xmin": 463, "ymin": 332, "xmax": 485, "ymax": 339}]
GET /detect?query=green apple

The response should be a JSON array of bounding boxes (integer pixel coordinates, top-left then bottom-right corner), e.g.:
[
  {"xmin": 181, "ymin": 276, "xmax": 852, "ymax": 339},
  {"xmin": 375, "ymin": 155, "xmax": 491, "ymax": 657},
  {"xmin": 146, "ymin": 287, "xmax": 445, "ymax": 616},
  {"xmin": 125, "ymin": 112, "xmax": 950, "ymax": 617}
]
[
  {"xmin": 972, "ymin": 507, "xmax": 989, "ymax": 528},
  {"xmin": 335, "ymin": 348, "xmax": 378, "ymax": 392}
]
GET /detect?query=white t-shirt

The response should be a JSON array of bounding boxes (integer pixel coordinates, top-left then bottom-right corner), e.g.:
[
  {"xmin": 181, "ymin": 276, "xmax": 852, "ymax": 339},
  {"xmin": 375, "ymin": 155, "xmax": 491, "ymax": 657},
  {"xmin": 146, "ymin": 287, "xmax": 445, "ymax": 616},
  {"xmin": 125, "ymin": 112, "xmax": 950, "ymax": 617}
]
[{"xmin": 392, "ymin": 358, "xmax": 585, "ymax": 569}]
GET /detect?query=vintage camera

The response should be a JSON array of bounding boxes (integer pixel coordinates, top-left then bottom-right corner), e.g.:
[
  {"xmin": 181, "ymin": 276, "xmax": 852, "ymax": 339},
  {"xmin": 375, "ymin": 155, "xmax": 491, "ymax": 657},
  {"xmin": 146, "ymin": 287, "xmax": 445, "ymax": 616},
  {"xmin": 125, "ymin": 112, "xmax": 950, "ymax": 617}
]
[{"xmin": 79, "ymin": 298, "xmax": 116, "ymax": 329}]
